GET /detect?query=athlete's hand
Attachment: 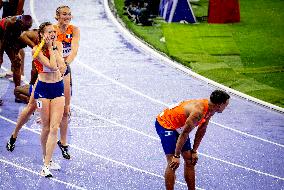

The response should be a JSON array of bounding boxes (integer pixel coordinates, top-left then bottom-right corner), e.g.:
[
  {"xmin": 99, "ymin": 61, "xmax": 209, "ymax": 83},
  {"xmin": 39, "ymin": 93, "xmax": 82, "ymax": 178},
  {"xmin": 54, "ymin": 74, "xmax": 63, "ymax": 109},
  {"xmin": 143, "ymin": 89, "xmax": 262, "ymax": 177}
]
[
  {"xmin": 44, "ymin": 34, "xmax": 53, "ymax": 47},
  {"xmin": 169, "ymin": 156, "xmax": 180, "ymax": 170},
  {"xmin": 191, "ymin": 152, "xmax": 198, "ymax": 166},
  {"xmin": 59, "ymin": 64, "xmax": 67, "ymax": 76}
]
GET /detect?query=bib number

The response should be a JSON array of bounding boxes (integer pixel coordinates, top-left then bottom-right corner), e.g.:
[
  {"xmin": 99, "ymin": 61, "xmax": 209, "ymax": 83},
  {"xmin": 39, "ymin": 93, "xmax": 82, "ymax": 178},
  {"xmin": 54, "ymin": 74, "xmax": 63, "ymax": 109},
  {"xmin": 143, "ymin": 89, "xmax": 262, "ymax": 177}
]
[{"xmin": 36, "ymin": 100, "xmax": 42, "ymax": 109}]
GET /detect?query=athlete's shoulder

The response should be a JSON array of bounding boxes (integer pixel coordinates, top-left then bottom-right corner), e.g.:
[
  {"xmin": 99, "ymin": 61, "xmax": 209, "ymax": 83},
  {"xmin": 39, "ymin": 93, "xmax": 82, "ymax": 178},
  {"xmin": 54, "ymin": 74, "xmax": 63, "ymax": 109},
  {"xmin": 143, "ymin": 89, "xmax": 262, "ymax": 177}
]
[
  {"xmin": 185, "ymin": 99, "xmax": 205, "ymax": 114},
  {"xmin": 71, "ymin": 25, "xmax": 80, "ymax": 32}
]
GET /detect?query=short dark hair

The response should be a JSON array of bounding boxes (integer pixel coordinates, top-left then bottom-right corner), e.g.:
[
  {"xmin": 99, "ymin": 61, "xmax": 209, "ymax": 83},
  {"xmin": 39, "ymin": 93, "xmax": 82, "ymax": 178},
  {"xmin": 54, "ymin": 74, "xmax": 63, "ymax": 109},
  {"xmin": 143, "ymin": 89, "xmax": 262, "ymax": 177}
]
[{"xmin": 210, "ymin": 90, "xmax": 230, "ymax": 105}]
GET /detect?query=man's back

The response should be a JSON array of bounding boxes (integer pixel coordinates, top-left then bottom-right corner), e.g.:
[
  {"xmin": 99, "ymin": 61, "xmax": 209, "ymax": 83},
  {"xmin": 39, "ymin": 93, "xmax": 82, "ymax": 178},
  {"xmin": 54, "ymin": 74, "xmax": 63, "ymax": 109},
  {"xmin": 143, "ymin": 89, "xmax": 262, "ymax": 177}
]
[{"xmin": 157, "ymin": 99, "xmax": 209, "ymax": 130}]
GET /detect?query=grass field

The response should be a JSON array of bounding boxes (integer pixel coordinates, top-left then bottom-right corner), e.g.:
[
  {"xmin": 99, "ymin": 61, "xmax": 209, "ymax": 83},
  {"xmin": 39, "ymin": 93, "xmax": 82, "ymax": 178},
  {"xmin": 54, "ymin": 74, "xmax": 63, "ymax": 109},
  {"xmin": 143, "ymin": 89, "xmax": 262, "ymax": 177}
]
[{"xmin": 112, "ymin": 0, "xmax": 284, "ymax": 107}]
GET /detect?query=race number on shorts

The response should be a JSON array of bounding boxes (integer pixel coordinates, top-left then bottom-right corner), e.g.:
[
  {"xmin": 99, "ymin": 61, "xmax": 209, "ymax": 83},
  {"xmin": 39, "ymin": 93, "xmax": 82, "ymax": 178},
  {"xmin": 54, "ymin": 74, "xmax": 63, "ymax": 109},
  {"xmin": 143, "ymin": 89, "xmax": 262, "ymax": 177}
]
[{"xmin": 37, "ymin": 100, "xmax": 42, "ymax": 109}]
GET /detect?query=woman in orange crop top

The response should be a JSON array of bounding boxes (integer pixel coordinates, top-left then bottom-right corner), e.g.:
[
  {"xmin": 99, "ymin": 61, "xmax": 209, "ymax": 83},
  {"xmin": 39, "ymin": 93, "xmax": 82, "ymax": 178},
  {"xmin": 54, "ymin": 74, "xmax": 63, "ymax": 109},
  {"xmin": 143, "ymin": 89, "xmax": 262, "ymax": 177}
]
[
  {"xmin": 53, "ymin": 5, "xmax": 80, "ymax": 160},
  {"xmin": 33, "ymin": 22, "xmax": 66, "ymax": 178}
]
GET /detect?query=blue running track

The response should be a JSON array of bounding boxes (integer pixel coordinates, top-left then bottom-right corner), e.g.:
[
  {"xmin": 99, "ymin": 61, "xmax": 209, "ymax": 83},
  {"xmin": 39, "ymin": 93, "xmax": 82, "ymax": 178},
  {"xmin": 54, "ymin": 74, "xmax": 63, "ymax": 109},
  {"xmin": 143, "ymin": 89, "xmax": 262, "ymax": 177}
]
[{"xmin": 0, "ymin": 0, "xmax": 283, "ymax": 189}]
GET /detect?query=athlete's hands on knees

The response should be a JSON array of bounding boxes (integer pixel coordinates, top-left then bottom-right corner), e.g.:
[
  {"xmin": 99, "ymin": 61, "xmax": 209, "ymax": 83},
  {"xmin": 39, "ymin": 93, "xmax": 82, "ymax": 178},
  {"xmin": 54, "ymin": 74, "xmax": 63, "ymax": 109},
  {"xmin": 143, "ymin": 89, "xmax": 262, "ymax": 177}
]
[
  {"xmin": 169, "ymin": 156, "xmax": 180, "ymax": 170},
  {"xmin": 191, "ymin": 151, "xmax": 198, "ymax": 166}
]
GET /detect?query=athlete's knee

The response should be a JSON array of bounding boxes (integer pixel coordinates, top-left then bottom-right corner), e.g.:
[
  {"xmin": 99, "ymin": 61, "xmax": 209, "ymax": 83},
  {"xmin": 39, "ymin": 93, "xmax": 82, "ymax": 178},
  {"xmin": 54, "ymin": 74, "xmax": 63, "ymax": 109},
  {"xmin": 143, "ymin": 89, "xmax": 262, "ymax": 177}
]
[
  {"xmin": 41, "ymin": 126, "xmax": 50, "ymax": 134},
  {"xmin": 184, "ymin": 158, "xmax": 196, "ymax": 168},
  {"xmin": 27, "ymin": 102, "xmax": 37, "ymax": 113},
  {"xmin": 49, "ymin": 124, "xmax": 60, "ymax": 135},
  {"xmin": 63, "ymin": 105, "xmax": 70, "ymax": 117}
]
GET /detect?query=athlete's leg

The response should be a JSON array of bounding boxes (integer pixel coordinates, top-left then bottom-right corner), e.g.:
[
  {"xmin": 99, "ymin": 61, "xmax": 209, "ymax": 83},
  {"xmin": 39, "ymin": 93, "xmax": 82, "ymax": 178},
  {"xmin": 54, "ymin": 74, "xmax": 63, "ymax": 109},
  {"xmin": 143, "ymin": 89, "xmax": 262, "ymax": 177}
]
[
  {"xmin": 12, "ymin": 80, "xmax": 38, "ymax": 138},
  {"xmin": 6, "ymin": 47, "xmax": 21, "ymax": 87},
  {"xmin": 38, "ymin": 98, "xmax": 53, "ymax": 177},
  {"xmin": 59, "ymin": 73, "xmax": 70, "ymax": 145},
  {"xmin": 165, "ymin": 154, "xmax": 176, "ymax": 190},
  {"xmin": 155, "ymin": 120, "xmax": 178, "ymax": 190},
  {"xmin": 19, "ymin": 49, "xmax": 25, "ymax": 76},
  {"xmin": 182, "ymin": 150, "xmax": 196, "ymax": 190},
  {"xmin": 14, "ymin": 84, "xmax": 30, "ymax": 103},
  {"xmin": 44, "ymin": 96, "xmax": 65, "ymax": 166},
  {"xmin": 6, "ymin": 82, "xmax": 37, "ymax": 151},
  {"xmin": 58, "ymin": 73, "xmax": 71, "ymax": 159},
  {"xmin": 38, "ymin": 98, "xmax": 50, "ymax": 158}
]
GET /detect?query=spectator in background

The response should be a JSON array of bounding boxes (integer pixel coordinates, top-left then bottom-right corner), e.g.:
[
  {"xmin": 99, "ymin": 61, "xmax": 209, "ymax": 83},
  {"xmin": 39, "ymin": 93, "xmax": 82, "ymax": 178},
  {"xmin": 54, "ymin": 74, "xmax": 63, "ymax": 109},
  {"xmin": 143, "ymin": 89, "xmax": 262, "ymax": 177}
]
[{"xmin": 124, "ymin": 0, "xmax": 153, "ymax": 26}]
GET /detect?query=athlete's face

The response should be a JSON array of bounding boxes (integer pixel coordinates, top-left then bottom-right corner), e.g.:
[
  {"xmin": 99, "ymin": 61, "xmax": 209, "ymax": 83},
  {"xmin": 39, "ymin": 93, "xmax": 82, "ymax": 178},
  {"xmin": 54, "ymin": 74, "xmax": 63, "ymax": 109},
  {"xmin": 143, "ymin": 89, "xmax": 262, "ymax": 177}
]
[
  {"xmin": 216, "ymin": 99, "xmax": 229, "ymax": 113},
  {"xmin": 43, "ymin": 25, "xmax": 57, "ymax": 44},
  {"xmin": 57, "ymin": 7, "xmax": 72, "ymax": 25}
]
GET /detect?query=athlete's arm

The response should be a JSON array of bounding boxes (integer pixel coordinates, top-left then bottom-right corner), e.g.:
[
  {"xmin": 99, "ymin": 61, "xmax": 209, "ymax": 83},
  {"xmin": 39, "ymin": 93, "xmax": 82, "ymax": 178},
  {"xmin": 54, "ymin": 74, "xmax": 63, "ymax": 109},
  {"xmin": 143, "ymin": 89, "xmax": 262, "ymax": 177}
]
[
  {"xmin": 169, "ymin": 107, "xmax": 203, "ymax": 170},
  {"xmin": 54, "ymin": 41, "xmax": 66, "ymax": 74},
  {"xmin": 32, "ymin": 46, "xmax": 57, "ymax": 71},
  {"xmin": 65, "ymin": 26, "xmax": 80, "ymax": 64},
  {"xmin": 190, "ymin": 118, "xmax": 210, "ymax": 165},
  {"xmin": 192, "ymin": 118, "xmax": 210, "ymax": 152},
  {"xmin": 174, "ymin": 108, "xmax": 203, "ymax": 157},
  {"xmin": 16, "ymin": 0, "xmax": 25, "ymax": 15},
  {"xmin": 19, "ymin": 30, "xmax": 37, "ymax": 48}
]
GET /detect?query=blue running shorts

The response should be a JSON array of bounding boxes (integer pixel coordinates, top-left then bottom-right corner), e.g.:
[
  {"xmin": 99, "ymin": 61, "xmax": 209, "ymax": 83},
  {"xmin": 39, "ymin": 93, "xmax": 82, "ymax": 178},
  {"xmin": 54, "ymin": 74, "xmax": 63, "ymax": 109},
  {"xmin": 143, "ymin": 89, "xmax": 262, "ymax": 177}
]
[
  {"xmin": 155, "ymin": 119, "xmax": 191, "ymax": 155},
  {"xmin": 34, "ymin": 80, "xmax": 64, "ymax": 99}
]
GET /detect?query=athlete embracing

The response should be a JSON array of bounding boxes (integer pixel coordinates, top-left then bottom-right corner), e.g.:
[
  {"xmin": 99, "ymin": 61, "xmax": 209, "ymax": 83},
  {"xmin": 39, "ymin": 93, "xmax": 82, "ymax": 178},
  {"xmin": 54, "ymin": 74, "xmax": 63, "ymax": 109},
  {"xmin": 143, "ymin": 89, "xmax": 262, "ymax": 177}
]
[
  {"xmin": 6, "ymin": 5, "xmax": 80, "ymax": 161},
  {"xmin": 54, "ymin": 5, "xmax": 80, "ymax": 159}
]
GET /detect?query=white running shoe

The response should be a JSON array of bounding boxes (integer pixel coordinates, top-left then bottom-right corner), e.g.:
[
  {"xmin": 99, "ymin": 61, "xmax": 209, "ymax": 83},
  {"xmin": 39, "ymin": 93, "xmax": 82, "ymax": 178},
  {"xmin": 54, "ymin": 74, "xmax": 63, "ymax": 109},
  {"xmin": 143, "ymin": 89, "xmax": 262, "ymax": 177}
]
[
  {"xmin": 49, "ymin": 160, "xmax": 61, "ymax": 170},
  {"xmin": 0, "ymin": 71, "xmax": 12, "ymax": 78},
  {"xmin": 40, "ymin": 165, "xmax": 53, "ymax": 177}
]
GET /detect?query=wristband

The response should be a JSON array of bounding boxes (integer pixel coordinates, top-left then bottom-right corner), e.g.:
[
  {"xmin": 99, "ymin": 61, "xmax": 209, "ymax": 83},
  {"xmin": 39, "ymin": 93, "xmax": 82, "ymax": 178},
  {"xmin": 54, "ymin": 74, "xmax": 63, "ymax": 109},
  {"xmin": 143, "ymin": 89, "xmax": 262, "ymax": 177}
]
[
  {"xmin": 173, "ymin": 154, "xmax": 180, "ymax": 158},
  {"xmin": 32, "ymin": 39, "xmax": 45, "ymax": 58}
]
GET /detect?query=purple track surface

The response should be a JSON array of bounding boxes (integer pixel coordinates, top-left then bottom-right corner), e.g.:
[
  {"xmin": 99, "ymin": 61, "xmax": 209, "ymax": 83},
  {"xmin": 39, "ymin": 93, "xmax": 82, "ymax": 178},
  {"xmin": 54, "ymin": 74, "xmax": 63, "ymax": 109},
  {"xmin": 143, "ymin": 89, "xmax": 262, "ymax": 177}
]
[{"xmin": 0, "ymin": 0, "xmax": 283, "ymax": 189}]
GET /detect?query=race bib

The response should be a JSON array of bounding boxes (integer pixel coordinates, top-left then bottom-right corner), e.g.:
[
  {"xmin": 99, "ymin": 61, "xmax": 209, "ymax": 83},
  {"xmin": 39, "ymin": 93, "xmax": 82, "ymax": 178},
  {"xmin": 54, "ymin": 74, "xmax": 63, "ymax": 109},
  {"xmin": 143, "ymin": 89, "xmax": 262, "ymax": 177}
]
[
  {"xmin": 36, "ymin": 100, "xmax": 42, "ymax": 109},
  {"xmin": 62, "ymin": 42, "xmax": 71, "ymax": 57}
]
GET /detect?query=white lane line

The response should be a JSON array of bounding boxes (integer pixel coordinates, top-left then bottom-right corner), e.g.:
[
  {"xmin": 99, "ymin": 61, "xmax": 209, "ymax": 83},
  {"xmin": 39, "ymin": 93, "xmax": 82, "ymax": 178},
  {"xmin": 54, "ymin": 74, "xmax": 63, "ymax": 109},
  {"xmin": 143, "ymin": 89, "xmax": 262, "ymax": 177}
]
[
  {"xmin": 0, "ymin": 115, "xmax": 193, "ymax": 189},
  {"xmin": 210, "ymin": 121, "xmax": 284, "ymax": 148},
  {"xmin": 0, "ymin": 158, "xmax": 87, "ymax": 190},
  {"xmin": 75, "ymin": 60, "xmax": 284, "ymax": 148},
  {"xmin": 75, "ymin": 60, "xmax": 166, "ymax": 106},
  {"xmin": 198, "ymin": 154, "xmax": 284, "ymax": 181},
  {"xmin": 70, "ymin": 105, "xmax": 284, "ymax": 181},
  {"xmin": 68, "ymin": 144, "xmax": 199, "ymax": 189},
  {"xmin": 26, "ymin": 0, "xmax": 283, "ymax": 181},
  {"xmin": 1, "ymin": 112, "xmax": 284, "ymax": 182},
  {"xmin": 71, "ymin": 104, "xmax": 160, "ymax": 140},
  {"xmin": 70, "ymin": 126, "xmax": 111, "ymax": 129}
]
